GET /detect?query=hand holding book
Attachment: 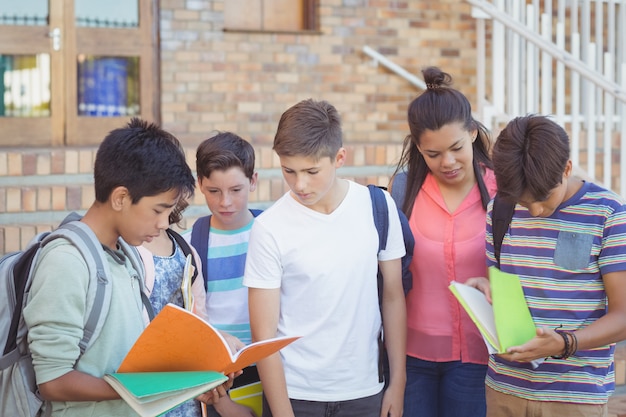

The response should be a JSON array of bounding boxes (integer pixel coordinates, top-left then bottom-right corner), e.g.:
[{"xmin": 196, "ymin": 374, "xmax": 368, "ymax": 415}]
[
  {"xmin": 105, "ymin": 303, "xmax": 300, "ymax": 417},
  {"xmin": 449, "ymin": 267, "xmax": 538, "ymax": 357}
]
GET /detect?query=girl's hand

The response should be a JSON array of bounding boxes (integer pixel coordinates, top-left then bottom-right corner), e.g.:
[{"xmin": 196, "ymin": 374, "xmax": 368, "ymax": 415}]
[{"xmin": 464, "ymin": 277, "xmax": 492, "ymax": 303}]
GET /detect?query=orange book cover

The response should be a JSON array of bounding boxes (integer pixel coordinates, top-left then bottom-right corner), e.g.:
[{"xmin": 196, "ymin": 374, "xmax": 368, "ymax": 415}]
[{"xmin": 118, "ymin": 303, "xmax": 300, "ymax": 375}]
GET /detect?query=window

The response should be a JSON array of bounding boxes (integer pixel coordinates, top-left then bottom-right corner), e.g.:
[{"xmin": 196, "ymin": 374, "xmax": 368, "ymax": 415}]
[
  {"xmin": 0, "ymin": 0, "xmax": 157, "ymax": 146},
  {"xmin": 224, "ymin": 0, "xmax": 318, "ymax": 32}
]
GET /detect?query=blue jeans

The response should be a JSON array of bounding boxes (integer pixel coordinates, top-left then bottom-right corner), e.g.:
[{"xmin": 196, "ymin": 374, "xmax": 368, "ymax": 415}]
[
  {"xmin": 404, "ymin": 356, "xmax": 487, "ymax": 417},
  {"xmin": 262, "ymin": 391, "xmax": 383, "ymax": 417}
]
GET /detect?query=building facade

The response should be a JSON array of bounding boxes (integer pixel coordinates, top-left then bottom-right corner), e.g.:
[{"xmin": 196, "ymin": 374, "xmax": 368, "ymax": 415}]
[{"xmin": 0, "ymin": 0, "xmax": 479, "ymax": 253}]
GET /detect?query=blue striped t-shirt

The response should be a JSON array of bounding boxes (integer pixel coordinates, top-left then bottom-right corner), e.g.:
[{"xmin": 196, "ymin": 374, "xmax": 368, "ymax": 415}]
[
  {"xmin": 204, "ymin": 221, "xmax": 254, "ymax": 344},
  {"xmin": 485, "ymin": 181, "xmax": 626, "ymax": 404}
]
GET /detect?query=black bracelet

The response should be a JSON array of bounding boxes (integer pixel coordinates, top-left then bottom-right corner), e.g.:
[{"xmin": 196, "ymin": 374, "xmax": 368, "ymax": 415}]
[
  {"xmin": 552, "ymin": 328, "xmax": 570, "ymax": 359},
  {"xmin": 569, "ymin": 331, "xmax": 578, "ymax": 356},
  {"xmin": 552, "ymin": 328, "xmax": 578, "ymax": 360}
]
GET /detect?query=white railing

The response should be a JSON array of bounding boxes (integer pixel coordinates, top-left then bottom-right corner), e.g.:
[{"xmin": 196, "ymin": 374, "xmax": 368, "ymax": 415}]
[
  {"xmin": 469, "ymin": 0, "xmax": 626, "ymax": 196},
  {"xmin": 362, "ymin": 45, "xmax": 427, "ymax": 91}
]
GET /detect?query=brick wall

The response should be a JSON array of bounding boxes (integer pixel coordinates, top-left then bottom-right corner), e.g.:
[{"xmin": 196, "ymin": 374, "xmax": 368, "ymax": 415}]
[
  {"xmin": 0, "ymin": 142, "xmax": 402, "ymax": 254},
  {"xmin": 1, "ymin": 1, "xmax": 479, "ymax": 253},
  {"xmin": 159, "ymin": 0, "xmax": 479, "ymax": 147}
]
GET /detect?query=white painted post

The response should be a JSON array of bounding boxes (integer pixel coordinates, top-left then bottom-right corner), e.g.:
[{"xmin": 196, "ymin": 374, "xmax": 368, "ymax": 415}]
[
  {"xmin": 541, "ymin": 13, "xmax": 552, "ymax": 115},
  {"xmin": 603, "ymin": 53, "xmax": 614, "ymax": 190},
  {"xmin": 585, "ymin": 43, "xmax": 597, "ymax": 180}
]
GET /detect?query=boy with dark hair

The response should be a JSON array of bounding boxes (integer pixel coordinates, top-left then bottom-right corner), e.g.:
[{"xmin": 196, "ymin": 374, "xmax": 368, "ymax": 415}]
[
  {"xmin": 23, "ymin": 118, "xmax": 232, "ymax": 416},
  {"xmin": 244, "ymin": 99, "xmax": 407, "ymax": 417},
  {"xmin": 185, "ymin": 131, "xmax": 259, "ymax": 417},
  {"xmin": 475, "ymin": 114, "xmax": 626, "ymax": 416}
]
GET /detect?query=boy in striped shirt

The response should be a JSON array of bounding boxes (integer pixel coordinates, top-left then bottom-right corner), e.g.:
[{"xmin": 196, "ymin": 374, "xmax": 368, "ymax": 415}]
[
  {"xmin": 184, "ymin": 132, "xmax": 260, "ymax": 417},
  {"xmin": 480, "ymin": 114, "xmax": 626, "ymax": 416}
]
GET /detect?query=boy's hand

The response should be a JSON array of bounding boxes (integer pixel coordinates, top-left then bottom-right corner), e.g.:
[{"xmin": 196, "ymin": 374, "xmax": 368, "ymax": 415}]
[
  {"xmin": 214, "ymin": 395, "xmax": 258, "ymax": 417},
  {"xmin": 220, "ymin": 331, "xmax": 246, "ymax": 353},
  {"xmin": 500, "ymin": 327, "xmax": 562, "ymax": 362},
  {"xmin": 380, "ymin": 381, "xmax": 404, "ymax": 417},
  {"xmin": 196, "ymin": 371, "xmax": 242, "ymax": 405}
]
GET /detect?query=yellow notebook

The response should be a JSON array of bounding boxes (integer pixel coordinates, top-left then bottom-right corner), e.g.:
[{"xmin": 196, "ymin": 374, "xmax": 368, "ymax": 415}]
[{"xmin": 229, "ymin": 381, "xmax": 263, "ymax": 416}]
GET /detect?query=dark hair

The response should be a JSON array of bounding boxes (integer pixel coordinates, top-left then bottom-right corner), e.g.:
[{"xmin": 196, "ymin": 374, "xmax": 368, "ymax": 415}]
[
  {"xmin": 492, "ymin": 114, "xmax": 570, "ymax": 203},
  {"xmin": 394, "ymin": 66, "xmax": 493, "ymax": 217},
  {"xmin": 168, "ymin": 198, "xmax": 189, "ymax": 226},
  {"xmin": 196, "ymin": 132, "xmax": 256, "ymax": 181},
  {"xmin": 273, "ymin": 98, "xmax": 342, "ymax": 160},
  {"xmin": 93, "ymin": 117, "xmax": 195, "ymax": 204}
]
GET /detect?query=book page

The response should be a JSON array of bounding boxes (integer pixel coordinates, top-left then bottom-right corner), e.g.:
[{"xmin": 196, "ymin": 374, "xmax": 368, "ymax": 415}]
[
  {"xmin": 104, "ymin": 371, "xmax": 227, "ymax": 417},
  {"xmin": 228, "ymin": 336, "xmax": 300, "ymax": 375},
  {"xmin": 180, "ymin": 254, "xmax": 194, "ymax": 311},
  {"xmin": 449, "ymin": 281, "xmax": 500, "ymax": 351},
  {"xmin": 117, "ymin": 303, "xmax": 299, "ymax": 375}
]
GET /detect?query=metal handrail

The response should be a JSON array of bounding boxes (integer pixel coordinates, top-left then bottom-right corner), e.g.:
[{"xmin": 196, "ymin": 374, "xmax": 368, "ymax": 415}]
[{"xmin": 362, "ymin": 45, "xmax": 427, "ymax": 91}]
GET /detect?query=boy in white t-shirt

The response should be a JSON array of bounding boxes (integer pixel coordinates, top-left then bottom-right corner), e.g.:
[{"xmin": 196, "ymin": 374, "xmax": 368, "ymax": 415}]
[{"xmin": 243, "ymin": 99, "xmax": 407, "ymax": 417}]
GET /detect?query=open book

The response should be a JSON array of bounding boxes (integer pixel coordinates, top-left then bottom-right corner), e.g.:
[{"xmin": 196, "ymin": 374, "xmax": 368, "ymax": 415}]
[
  {"xmin": 104, "ymin": 371, "xmax": 226, "ymax": 417},
  {"xmin": 105, "ymin": 303, "xmax": 300, "ymax": 417},
  {"xmin": 449, "ymin": 267, "xmax": 536, "ymax": 354}
]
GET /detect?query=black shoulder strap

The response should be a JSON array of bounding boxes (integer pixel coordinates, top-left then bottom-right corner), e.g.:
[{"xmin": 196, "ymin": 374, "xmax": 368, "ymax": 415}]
[
  {"xmin": 166, "ymin": 228, "xmax": 199, "ymax": 284},
  {"xmin": 390, "ymin": 171, "xmax": 408, "ymax": 211},
  {"xmin": 190, "ymin": 215, "xmax": 211, "ymax": 291},
  {"xmin": 492, "ymin": 194, "xmax": 515, "ymax": 267}
]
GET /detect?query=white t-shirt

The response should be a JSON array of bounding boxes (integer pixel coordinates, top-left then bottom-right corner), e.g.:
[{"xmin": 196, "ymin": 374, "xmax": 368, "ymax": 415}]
[{"xmin": 243, "ymin": 181, "xmax": 405, "ymax": 402}]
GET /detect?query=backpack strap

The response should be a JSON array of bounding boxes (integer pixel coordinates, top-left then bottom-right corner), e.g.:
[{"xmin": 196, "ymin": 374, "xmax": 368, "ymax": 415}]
[
  {"xmin": 492, "ymin": 195, "xmax": 516, "ymax": 267},
  {"xmin": 367, "ymin": 184, "xmax": 391, "ymax": 384},
  {"xmin": 367, "ymin": 184, "xmax": 389, "ymax": 253},
  {"xmin": 48, "ymin": 215, "xmax": 155, "ymax": 354},
  {"xmin": 190, "ymin": 209, "xmax": 263, "ymax": 292},
  {"xmin": 390, "ymin": 171, "xmax": 408, "ymax": 211},
  {"xmin": 191, "ymin": 215, "xmax": 212, "ymax": 291},
  {"xmin": 50, "ymin": 220, "xmax": 115, "ymax": 354},
  {"xmin": 250, "ymin": 209, "xmax": 263, "ymax": 217},
  {"xmin": 117, "ymin": 238, "xmax": 155, "ymax": 322},
  {"xmin": 166, "ymin": 228, "xmax": 199, "ymax": 285}
]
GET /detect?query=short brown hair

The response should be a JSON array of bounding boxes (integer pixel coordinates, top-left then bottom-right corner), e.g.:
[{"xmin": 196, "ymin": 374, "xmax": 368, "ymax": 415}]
[
  {"xmin": 196, "ymin": 131, "xmax": 255, "ymax": 182},
  {"xmin": 273, "ymin": 99, "xmax": 342, "ymax": 160}
]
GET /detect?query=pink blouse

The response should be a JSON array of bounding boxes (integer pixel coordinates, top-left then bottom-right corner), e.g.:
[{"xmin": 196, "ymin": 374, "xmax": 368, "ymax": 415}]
[{"xmin": 405, "ymin": 169, "xmax": 497, "ymax": 365}]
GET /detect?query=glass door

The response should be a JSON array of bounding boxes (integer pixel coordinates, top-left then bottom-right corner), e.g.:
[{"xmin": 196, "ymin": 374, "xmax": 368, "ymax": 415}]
[
  {"xmin": 0, "ymin": 0, "xmax": 157, "ymax": 147},
  {"xmin": 67, "ymin": 0, "xmax": 156, "ymax": 145},
  {"xmin": 0, "ymin": 0, "xmax": 59, "ymax": 146}
]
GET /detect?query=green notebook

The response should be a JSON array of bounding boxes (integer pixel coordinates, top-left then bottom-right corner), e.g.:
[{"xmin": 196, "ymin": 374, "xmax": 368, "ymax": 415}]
[
  {"xmin": 104, "ymin": 370, "xmax": 227, "ymax": 417},
  {"xmin": 449, "ymin": 266, "xmax": 536, "ymax": 354}
]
